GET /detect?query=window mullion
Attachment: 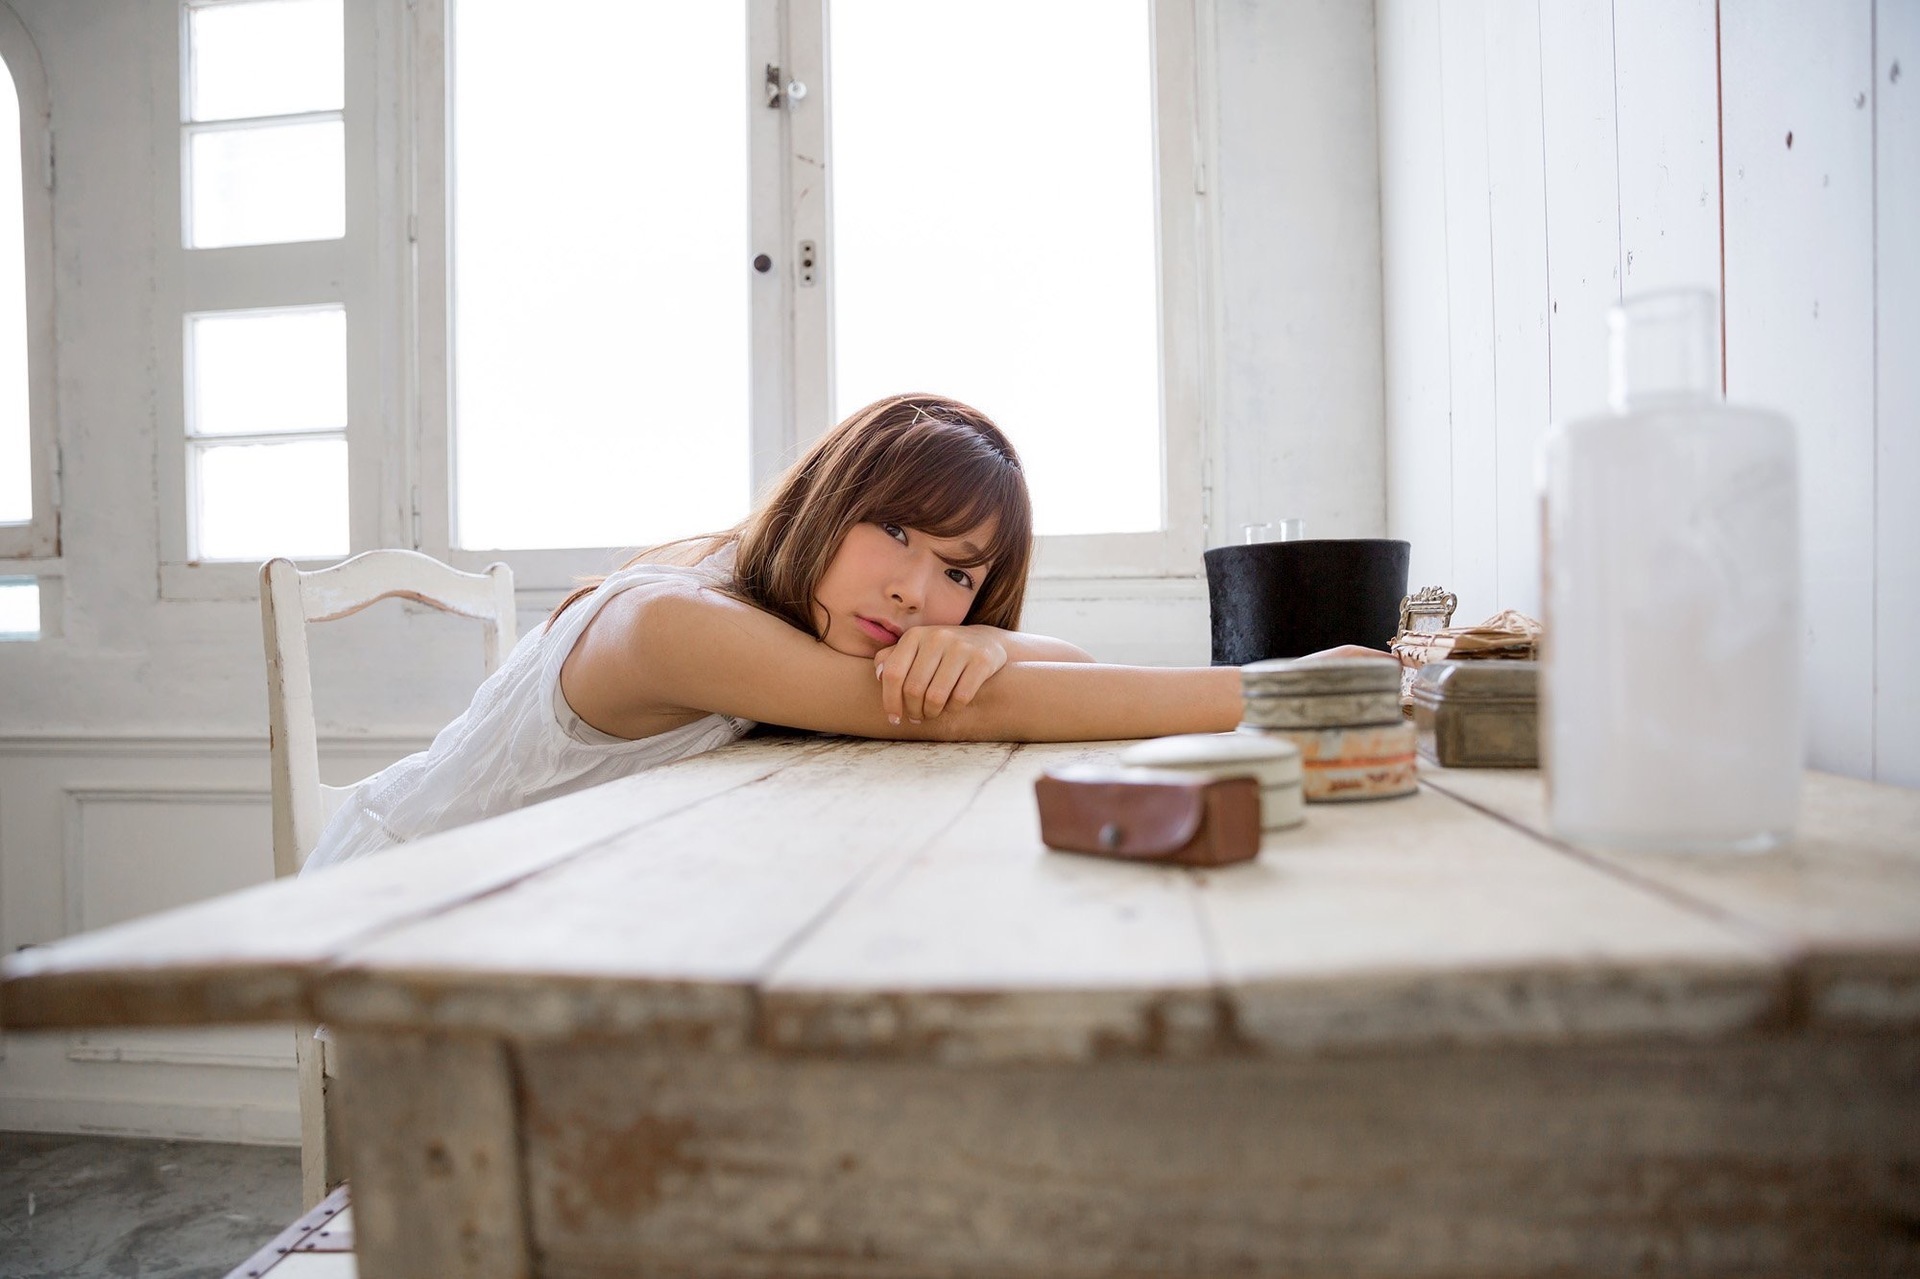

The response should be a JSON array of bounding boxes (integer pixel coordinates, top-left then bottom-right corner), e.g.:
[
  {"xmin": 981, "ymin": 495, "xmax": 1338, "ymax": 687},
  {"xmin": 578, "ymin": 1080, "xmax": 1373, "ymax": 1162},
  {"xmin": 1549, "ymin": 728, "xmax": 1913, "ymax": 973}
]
[
  {"xmin": 785, "ymin": 0, "xmax": 831, "ymax": 453},
  {"xmin": 748, "ymin": 0, "xmax": 793, "ymax": 494},
  {"xmin": 407, "ymin": 0, "xmax": 451, "ymax": 560}
]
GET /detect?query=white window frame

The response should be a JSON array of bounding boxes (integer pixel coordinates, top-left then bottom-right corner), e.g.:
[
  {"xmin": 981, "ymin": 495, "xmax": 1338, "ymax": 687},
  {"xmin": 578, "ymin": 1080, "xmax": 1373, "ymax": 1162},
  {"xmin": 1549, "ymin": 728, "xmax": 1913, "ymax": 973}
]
[
  {"xmin": 0, "ymin": 3, "xmax": 59, "ymax": 567},
  {"xmin": 409, "ymin": 0, "xmax": 1218, "ymax": 595},
  {"xmin": 156, "ymin": 0, "xmax": 403, "ymax": 600}
]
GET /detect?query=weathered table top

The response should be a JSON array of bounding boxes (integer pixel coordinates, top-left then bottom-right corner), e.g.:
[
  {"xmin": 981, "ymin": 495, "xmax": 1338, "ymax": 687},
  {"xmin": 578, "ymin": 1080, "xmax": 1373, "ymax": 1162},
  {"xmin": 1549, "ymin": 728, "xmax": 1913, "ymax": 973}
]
[{"xmin": 6, "ymin": 735, "xmax": 1918, "ymax": 1058}]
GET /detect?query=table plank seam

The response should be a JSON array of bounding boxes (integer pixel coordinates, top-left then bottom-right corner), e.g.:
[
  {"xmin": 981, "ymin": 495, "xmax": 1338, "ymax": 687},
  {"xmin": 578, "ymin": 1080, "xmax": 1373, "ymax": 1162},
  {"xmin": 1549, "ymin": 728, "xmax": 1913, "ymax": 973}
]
[
  {"xmin": 749, "ymin": 743, "xmax": 1022, "ymax": 1024},
  {"xmin": 310, "ymin": 740, "xmax": 863, "ymax": 1020}
]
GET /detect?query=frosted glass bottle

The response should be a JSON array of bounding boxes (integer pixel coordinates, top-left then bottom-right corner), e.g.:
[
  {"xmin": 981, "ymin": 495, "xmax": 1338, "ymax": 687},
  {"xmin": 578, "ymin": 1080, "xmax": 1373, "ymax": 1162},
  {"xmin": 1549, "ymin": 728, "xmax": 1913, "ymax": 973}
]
[{"xmin": 1541, "ymin": 289, "xmax": 1801, "ymax": 852}]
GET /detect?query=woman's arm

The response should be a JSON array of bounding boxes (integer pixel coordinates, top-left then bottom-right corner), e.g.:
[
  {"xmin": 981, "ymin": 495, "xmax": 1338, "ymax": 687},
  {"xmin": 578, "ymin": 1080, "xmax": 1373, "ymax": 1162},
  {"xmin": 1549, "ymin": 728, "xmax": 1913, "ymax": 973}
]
[
  {"xmin": 561, "ymin": 583, "xmax": 1237, "ymax": 743},
  {"xmin": 995, "ymin": 630, "xmax": 1095, "ymax": 663},
  {"xmin": 874, "ymin": 624, "xmax": 1093, "ymax": 725}
]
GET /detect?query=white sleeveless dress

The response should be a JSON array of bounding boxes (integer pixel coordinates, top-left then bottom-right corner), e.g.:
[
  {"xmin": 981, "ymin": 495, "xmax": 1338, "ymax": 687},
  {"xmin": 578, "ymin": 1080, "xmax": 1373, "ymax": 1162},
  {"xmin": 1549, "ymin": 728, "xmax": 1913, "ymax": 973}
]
[{"xmin": 303, "ymin": 553, "xmax": 756, "ymax": 872}]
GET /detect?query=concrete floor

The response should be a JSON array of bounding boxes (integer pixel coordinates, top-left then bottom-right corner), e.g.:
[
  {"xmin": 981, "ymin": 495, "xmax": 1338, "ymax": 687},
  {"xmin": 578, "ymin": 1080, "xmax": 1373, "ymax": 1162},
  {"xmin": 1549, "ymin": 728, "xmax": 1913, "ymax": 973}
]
[{"xmin": 0, "ymin": 1132, "xmax": 301, "ymax": 1279}]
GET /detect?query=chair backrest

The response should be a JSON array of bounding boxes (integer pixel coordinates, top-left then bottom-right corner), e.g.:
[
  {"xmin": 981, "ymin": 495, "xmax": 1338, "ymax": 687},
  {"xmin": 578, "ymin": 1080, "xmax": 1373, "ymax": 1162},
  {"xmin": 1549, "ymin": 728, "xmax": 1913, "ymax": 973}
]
[{"xmin": 260, "ymin": 550, "xmax": 517, "ymax": 879}]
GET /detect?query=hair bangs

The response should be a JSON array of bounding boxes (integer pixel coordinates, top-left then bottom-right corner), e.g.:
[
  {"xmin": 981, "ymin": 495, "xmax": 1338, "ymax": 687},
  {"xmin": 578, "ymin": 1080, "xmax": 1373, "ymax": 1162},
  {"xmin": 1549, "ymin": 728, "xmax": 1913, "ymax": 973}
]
[{"xmin": 855, "ymin": 423, "xmax": 1031, "ymax": 574}]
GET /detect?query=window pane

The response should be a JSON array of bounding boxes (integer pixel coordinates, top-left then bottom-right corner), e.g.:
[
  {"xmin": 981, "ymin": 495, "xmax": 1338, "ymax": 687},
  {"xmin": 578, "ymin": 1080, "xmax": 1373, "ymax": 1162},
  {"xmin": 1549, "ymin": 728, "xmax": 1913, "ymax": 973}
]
[
  {"xmin": 450, "ymin": 0, "xmax": 749, "ymax": 551},
  {"xmin": 0, "ymin": 54, "xmax": 26, "ymax": 524},
  {"xmin": 831, "ymin": 1, "xmax": 1161, "ymax": 536},
  {"xmin": 190, "ymin": 307, "xmax": 346, "ymax": 436},
  {"xmin": 187, "ymin": 119, "xmax": 344, "ymax": 248},
  {"xmin": 0, "ymin": 579, "xmax": 36, "ymax": 639},
  {"xmin": 195, "ymin": 438, "xmax": 347, "ymax": 560},
  {"xmin": 188, "ymin": 0, "xmax": 343, "ymax": 122}
]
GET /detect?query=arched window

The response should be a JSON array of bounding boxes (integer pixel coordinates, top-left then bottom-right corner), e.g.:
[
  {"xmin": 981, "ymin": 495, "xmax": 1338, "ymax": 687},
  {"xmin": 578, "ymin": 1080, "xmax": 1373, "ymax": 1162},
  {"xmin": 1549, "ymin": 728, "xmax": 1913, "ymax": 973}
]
[{"xmin": 0, "ymin": 3, "xmax": 55, "ymax": 639}]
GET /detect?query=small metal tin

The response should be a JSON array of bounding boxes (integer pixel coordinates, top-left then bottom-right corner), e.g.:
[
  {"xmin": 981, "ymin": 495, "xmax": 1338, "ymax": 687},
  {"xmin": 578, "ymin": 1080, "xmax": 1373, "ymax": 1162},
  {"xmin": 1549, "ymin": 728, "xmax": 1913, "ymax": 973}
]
[
  {"xmin": 1409, "ymin": 660, "xmax": 1539, "ymax": 768},
  {"xmin": 1242, "ymin": 688, "xmax": 1405, "ymax": 730},
  {"xmin": 1120, "ymin": 733, "xmax": 1305, "ymax": 831},
  {"xmin": 1240, "ymin": 655, "xmax": 1402, "ymax": 698},
  {"xmin": 1240, "ymin": 655, "xmax": 1404, "ymax": 730},
  {"xmin": 1239, "ymin": 722, "xmax": 1418, "ymax": 801}
]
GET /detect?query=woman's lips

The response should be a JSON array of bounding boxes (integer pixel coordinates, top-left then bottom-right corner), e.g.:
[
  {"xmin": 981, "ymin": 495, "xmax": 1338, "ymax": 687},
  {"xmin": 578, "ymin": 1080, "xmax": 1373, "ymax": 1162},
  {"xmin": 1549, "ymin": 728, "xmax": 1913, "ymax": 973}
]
[{"xmin": 855, "ymin": 615, "xmax": 901, "ymax": 645}]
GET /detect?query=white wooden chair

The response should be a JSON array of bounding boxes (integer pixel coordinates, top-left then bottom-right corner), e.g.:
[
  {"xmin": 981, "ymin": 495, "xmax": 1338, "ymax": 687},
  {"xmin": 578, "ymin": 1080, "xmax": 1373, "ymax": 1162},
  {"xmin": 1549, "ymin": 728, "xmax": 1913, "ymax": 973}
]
[{"xmin": 259, "ymin": 549, "xmax": 516, "ymax": 1209}]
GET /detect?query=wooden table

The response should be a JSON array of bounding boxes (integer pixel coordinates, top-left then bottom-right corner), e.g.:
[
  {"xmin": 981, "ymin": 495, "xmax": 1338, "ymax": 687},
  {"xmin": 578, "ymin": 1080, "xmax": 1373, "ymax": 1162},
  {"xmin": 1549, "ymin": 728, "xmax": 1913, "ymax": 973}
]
[{"xmin": 6, "ymin": 737, "xmax": 1919, "ymax": 1278}]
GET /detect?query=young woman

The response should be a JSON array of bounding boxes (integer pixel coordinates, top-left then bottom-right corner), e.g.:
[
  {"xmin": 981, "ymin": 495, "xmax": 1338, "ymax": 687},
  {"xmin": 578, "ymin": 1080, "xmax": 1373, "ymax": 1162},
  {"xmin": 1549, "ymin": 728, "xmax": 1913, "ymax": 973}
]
[{"xmin": 305, "ymin": 393, "xmax": 1247, "ymax": 872}]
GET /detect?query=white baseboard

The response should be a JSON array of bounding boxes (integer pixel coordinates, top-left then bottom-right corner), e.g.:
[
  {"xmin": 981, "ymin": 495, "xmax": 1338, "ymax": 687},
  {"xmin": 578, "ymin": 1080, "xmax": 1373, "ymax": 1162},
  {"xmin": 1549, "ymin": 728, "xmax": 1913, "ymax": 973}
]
[{"xmin": 0, "ymin": 1092, "xmax": 300, "ymax": 1146}]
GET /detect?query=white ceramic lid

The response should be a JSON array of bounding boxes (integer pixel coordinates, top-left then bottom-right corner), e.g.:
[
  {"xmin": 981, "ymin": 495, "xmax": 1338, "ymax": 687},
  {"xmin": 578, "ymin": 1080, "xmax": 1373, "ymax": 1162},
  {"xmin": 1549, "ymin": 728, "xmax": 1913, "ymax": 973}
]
[{"xmin": 1120, "ymin": 733, "xmax": 1303, "ymax": 784}]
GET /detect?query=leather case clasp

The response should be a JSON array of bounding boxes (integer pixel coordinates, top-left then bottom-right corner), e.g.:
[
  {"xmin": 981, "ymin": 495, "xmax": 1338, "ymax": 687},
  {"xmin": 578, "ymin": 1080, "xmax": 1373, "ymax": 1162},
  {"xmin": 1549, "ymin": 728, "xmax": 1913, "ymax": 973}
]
[{"xmin": 1034, "ymin": 765, "xmax": 1262, "ymax": 868}]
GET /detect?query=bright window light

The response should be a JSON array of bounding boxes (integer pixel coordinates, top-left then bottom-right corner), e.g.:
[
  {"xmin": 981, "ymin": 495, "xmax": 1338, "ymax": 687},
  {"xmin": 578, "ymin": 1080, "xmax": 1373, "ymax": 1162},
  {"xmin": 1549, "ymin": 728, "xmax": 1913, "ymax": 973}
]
[
  {"xmin": 188, "ymin": 0, "xmax": 343, "ymax": 123},
  {"xmin": 194, "ymin": 437, "xmax": 348, "ymax": 561},
  {"xmin": 189, "ymin": 307, "xmax": 346, "ymax": 436},
  {"xmin": 187, "ymin": 118, "xmax": 345, "ymax": 249},
  {"xmin": 450, "ymin": 0, "xmax": 751, "ymax": 551},
  {"xmin": 830, "ymin": 1, "xmax": 1161, "ymax": 536},
  {"xmin": 0, "ymin": 578, "xmax": 38, "ymax": 639},
  {"xmin": 0, "ymin": 52, "xmax": 26, "ymax": 526}
]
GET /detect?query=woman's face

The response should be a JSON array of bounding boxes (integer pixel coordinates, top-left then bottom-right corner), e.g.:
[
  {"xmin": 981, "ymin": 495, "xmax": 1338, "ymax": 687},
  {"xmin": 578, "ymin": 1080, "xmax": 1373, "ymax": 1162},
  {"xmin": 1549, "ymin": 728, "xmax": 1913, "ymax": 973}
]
[{"xmin": 811, "ymin": 521, "xmax": 994, "ymax": 657}]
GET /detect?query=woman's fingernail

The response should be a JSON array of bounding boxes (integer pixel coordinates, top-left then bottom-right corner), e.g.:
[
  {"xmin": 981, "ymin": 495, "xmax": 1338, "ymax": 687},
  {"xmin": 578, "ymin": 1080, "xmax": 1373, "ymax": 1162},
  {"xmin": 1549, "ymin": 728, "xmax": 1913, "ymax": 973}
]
[
  {"xmin": 888, "ymin": 715, "xmax": 900, "ymax": 726},
  {"xmin": 875, "ymin": 664, "xmax": 884, "ymax": 679},
  {"xmin": 908, "ymin": 717, "xmax": 921, "ymax": 724}
]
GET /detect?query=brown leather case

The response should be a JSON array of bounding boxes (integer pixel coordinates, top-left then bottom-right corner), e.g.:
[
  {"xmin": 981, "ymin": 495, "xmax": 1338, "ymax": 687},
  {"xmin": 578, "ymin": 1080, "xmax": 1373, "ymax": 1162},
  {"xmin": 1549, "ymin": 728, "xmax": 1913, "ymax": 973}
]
[{"xmin": 1034, "ymin": 765, "xmax": 1263, "ymax": 867}]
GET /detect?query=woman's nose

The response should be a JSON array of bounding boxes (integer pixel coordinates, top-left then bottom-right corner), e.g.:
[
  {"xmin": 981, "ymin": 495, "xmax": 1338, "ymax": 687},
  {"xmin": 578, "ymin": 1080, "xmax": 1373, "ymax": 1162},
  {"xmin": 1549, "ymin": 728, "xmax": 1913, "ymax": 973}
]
[{"xmin": 890, "ymin": 563, "xmax": 932, "ymax": 610}]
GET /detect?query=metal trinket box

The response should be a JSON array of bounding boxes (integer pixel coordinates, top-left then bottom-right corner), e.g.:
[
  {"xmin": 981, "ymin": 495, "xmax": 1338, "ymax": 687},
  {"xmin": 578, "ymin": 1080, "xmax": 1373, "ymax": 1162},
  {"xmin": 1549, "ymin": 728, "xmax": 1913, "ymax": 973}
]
[{"xmin": 1408, "ymin": 660, "xmax": 1540, "ymax": 768}]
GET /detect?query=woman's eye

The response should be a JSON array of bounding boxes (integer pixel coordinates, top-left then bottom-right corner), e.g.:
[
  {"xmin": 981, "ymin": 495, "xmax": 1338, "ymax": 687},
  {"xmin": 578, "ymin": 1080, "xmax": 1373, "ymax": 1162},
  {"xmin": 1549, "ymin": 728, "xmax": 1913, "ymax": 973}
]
[
  {"xmin": 946, "ymin": 567, "xmax": 975, "ymax": 590},
  {"xmin": 881, "ymin": 522, "xmax": 907, "ymax": 544}
]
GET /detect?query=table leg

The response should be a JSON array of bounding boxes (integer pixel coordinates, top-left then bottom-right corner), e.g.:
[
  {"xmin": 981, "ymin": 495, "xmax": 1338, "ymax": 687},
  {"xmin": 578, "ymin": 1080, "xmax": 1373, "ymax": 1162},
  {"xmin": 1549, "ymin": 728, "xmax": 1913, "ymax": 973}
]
[{"xmin": 334, "ymin": 1028, "xmax": 532, "ymax": 1279}]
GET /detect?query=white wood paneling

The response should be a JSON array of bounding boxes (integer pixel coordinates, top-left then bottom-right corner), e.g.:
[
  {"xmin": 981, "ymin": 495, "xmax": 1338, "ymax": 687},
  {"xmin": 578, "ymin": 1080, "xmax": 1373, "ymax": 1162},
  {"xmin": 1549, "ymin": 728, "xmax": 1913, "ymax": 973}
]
[
  {"xmin": 1723, "ymin": 0, "xmax": 1878, "ymax": 776},
  {"xmin": 0, "ymin": 735, "xmax": 416, "ymax": 1142},
  {"xmin": 1381, "ymin": 0, "xmax": 1912, "ymax": 788},
  {"xmin": 1538, "ymin": 0, "xmax": 1623, "ymax": 427},
  {"xmin": 1438, "ymin": 0, "xmax": 1500, "ymax": 624},
  {"xmin": 1877, "ymin": 0, "xmax": 1920, "ymax": 786},
  {"xmin": 1613, "ymin": 0, "xmax": 1722, "ymax": 296},
  {"xmin": 1483, "ymin": 0, "xmax": 1551, "ymax": 618},
  {"xmin": 1379, "ymin": 0, "xmax": 1453, "ymax": 597},
  {"xmin": 1213, "ymin": 0, "xmax": 1385, "ymax": 545},
  {"xmin": 63, "ymin": 787, "xmax": 288, "ymax": 1070}
]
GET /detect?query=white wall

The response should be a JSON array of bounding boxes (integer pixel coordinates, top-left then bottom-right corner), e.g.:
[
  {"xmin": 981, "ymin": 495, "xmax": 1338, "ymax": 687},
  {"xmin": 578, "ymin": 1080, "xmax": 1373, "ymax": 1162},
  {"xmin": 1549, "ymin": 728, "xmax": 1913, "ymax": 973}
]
[
  {"xmin": 1378, "ymin": 0, "xmax": 1917, "ymax": 785},
  {"xmin": 0, "ymin": 0, "xmax": 1386, "ymax": 1141}
]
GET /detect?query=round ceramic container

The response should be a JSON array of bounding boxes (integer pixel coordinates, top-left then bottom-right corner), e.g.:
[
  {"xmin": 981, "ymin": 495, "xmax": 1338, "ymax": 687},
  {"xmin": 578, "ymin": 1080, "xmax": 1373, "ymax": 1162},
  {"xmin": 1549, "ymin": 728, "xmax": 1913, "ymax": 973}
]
[
  {"xmin": 1118, "ymin": 733, "xmax": 1305, "ymax": 830},
  {"xmin": 1237, "ymin": 721, "xmax": 1418, "ymax": 802}
]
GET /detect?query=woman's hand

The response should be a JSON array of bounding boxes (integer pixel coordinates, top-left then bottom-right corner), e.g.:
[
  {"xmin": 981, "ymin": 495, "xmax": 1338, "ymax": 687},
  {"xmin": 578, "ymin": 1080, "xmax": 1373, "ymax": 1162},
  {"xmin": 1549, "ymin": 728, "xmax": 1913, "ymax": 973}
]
[{"xmin": 876, "ymin": 625, "xmax": 1010, "ymax": 725}]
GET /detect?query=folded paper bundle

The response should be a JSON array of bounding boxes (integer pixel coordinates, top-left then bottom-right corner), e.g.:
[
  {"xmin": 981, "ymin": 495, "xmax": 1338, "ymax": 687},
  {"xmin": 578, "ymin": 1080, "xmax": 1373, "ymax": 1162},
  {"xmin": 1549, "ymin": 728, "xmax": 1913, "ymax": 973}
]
[
  {"xmin": 1391, "ymin": 609, "xmax": 1543, "ymax": 709},
  {"xmin": 1034, "ymin": 765, "xmax": 1263, "ymax": 867},
  {"xmin": 1236, "ymin": 656, "xmax": 1417, "ymax": 801}
]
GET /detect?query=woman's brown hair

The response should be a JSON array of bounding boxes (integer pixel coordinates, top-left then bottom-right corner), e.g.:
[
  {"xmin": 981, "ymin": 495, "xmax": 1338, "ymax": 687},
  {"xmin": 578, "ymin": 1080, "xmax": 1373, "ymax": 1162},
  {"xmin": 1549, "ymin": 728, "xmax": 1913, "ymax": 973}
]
[{"xmin": 550, "ymin": 393, "xmax": 1033, "ymax": 636}]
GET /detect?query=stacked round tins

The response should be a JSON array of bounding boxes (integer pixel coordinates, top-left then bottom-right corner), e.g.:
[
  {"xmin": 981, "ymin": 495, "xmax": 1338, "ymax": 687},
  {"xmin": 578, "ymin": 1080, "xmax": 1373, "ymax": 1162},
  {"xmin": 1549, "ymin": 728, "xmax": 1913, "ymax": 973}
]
[
  {"xmin": 1119, "ymin": 732, "xmax": 1304, "ymax": 832},
  {"xmin": 1238, "ymin": 656, "xmax": 1418, "ymax": 801}
]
